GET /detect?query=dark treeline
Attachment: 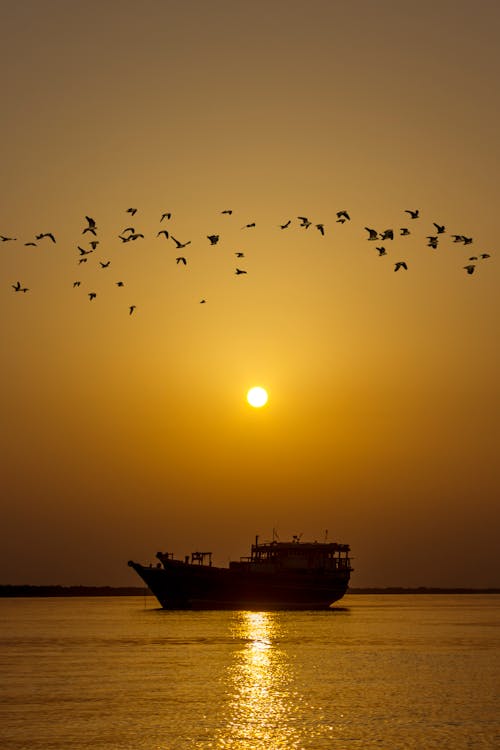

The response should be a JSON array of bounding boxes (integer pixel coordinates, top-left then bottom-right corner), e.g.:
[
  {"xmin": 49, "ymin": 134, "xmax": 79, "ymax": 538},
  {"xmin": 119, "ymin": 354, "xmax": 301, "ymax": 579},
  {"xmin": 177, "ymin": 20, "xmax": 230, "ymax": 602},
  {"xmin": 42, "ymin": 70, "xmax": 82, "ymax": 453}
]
[
  {"xmin": 0, "ymin": 585, "xmax": 149, "ymax": 597},
  {"xmin": 349, "ymin": 587, "xmax": 500, "ymax": 594},
  {"xmin": 1, "ymin": 585, "xmax": 498, "ymax": 597}
]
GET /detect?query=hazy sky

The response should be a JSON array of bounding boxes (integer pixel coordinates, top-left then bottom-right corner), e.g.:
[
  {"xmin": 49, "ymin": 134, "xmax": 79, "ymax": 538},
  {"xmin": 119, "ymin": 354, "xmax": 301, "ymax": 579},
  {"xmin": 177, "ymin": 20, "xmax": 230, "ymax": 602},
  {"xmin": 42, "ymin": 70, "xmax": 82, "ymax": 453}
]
[{"xmin": 1, "ymin": 0, "xmax": 499, "ymax": 588}]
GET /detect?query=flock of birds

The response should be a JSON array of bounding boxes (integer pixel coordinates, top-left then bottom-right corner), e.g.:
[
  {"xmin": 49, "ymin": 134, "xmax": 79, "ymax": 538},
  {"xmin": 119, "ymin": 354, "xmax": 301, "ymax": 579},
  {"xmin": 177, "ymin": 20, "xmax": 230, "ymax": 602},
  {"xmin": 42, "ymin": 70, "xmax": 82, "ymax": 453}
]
[{"xmin": 1, "ymin": 206, "xmax": 493, "ymax": 315}]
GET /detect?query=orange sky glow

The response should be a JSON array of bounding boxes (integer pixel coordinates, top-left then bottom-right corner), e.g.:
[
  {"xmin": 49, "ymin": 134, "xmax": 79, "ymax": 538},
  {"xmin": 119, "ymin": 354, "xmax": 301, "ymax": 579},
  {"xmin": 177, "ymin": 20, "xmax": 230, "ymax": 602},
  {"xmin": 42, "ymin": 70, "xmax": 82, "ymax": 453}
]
[{"xmin": 1, "ymin": 0, "xmax": 499, "ymax": 587}]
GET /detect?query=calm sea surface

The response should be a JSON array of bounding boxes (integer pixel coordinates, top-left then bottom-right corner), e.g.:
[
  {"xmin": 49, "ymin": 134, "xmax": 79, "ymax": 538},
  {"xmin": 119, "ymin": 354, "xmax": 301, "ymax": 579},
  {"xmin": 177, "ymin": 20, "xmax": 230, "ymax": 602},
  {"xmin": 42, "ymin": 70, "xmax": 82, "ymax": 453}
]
[{"xmin": 0, "ymin": 594, "xmax": 498, "ymax": 749}]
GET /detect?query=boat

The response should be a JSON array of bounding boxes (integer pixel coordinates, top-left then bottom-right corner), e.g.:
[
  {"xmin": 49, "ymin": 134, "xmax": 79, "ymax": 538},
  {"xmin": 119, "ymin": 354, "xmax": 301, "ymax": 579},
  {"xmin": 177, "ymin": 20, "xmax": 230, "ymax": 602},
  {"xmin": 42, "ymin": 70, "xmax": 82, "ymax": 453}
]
[{"xmin": 127, "ymin": 535, "xmax": 352, "ymax": 609}]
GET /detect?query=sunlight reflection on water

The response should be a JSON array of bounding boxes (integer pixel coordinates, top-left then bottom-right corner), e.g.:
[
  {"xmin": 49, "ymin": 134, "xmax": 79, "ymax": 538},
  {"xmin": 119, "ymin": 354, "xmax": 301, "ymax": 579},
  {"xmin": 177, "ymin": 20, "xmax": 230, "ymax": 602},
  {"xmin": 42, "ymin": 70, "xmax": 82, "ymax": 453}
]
[{"xmin": 216, "ymin": 611, "xmax": 301, "ymax": 749}]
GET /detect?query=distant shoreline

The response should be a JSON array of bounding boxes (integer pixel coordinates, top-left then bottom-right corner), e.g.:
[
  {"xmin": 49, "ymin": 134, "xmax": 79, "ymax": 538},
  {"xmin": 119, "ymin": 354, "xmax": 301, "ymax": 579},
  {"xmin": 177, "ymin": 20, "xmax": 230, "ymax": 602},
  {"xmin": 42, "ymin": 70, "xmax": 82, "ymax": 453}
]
[{"xmin": 0, "ymin": 584, "xmax": 499, "ymax": 598}]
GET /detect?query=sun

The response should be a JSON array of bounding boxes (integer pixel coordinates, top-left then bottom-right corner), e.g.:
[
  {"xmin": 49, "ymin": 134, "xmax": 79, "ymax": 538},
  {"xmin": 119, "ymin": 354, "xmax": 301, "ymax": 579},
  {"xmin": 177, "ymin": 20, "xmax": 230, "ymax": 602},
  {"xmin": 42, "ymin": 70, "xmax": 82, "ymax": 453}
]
[{"xmin": 247, "ymin": 386, "xmax": 268, "ymax": 408}]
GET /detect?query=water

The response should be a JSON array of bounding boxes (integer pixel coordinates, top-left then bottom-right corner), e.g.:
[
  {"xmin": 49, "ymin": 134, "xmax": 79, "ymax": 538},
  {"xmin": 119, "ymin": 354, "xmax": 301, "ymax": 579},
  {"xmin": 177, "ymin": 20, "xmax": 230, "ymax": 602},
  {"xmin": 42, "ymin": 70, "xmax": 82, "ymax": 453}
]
[{"xmin": 0, "ymin": 595, "xmax": 498, "ymax": 749}]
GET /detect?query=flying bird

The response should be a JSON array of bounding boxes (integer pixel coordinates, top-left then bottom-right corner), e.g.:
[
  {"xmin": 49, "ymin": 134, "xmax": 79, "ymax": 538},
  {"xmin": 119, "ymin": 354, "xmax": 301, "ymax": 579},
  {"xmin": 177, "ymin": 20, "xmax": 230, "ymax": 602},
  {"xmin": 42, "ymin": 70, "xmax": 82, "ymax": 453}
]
[
  {"xmin": 129, "ymin": 305, "xmax": 136, "ymax": 315},
  {"xmin": 100, "ymin": 261, "xmax": 111, "ymax": 268},
  {"xmin": 336, "ymin": 210, "xmax": 350, "ymax": 222},
  {"xmin": 176, "ymin": 256, "xmax": 187, "ymax": 265},
  {"xmin": 316, "ymin": 224, "xmax": 325, "ymax": 235},
  {"xmin": 78, "ymin": 246, "xmax": 93, "ymax": 255},
  {"xmin": 116, "ymin": 281, "xmax": 125, "ymax": 287},
  {"xmin": 433, "ymin": 223, "xmax": 446, "ymax": 234},
  {"xmin": 24, "ymin": 242, "xmax": 37, "ymax": 246},
  {"xmin": 73, "ymin": 281, "xmax": 81, "ymax": 287},
  {"xmin": 221, "ymin": 209, "xmax": 233, "ymax": 215},
  {"xmin": 235, "ymin": 268, "xmax": 247, "ymax": 275},
  {"xmin": 157, "ymin": 230, "xmax": 169, "ymax": 238},
  {"xmin": 242, "ymin": 222, "xmax": 256, "ymax": 228},
  {"xmin": 171, "ymin": 236, "xmax": 191, "ymax": 249},
  {"xmin": 126, "ymin": 208, "xmax": 137, "ymax": 216},
  {"xmin": 298, "ymin": 216, "xmax": 311, "ymax": 228},
  {"xmin": 463, "ymin": 264, "xmax": 475, "ymax": 275},
  {"xmin": 89, "ymin": 240, "xmax": 99, "ymax": 250},
  {"xmin": 380, "ymin": 229, "xmax": 394, "ymax": 240},
  {"xmin": 480, "ymin": 253, "xmax": 491, "ymax": 259},
  {"xmin": 394, "ymin": 261, "xmax": 408, "ymax": 271},
  {"xmin": 36, "ymin": 232, "xmax": 56, "ymax": 243},
  {"xmin": 88, "ymin": 292, "xmax": 97, "ymax": 300},
  {"xmin": 376, "ymin": 246, "xmax": 387, "ymax": 256},
  {"xmin": 280, "ymin": 220, "xmax": 291, "ymax": 229},
  {"xmin": 405, "ymin": 209, "xmax": 419, "ymax": 219},
  {"xmin": 235, "ymin": 252, "xmax": 245, "ymax": 257},
  {"xmin": 427, "ymin": 236, "xmax": 439, "ymax": 249},
  {"xmin": 160, "ymin": 212, "xmax": 172, "ymax": 222},
  {"xmin": 365, "ymin": 227, "xmax": 378, "ymax": 240},
  {"xmin": 83, "ymin": 216, "xmax": 97, "ymax": 234},
  {"xmin": 1, "ymin": 235, "xmax": 17, "ymax": 242},
  {"xmin": 400, "ymin": 227, "xmax": 410, "ymax": 236},
  {"xmin": 207, "ymin": 234, "xmax": 219, "ymax": 245}
]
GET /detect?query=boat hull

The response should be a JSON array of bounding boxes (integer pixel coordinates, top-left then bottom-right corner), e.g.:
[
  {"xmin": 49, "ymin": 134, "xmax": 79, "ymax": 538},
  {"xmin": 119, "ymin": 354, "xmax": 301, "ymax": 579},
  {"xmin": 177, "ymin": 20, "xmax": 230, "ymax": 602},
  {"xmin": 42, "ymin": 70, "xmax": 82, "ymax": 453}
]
[{"xmin": 128, "ymin": 560, "xmax": 350, "ymax": 610}]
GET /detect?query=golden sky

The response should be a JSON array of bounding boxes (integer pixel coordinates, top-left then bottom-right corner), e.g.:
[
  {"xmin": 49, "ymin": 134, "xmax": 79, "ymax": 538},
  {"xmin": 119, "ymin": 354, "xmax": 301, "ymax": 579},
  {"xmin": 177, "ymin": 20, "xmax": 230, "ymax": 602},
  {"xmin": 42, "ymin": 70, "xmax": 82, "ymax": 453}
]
[{"xmin": 1, "ymin": 0, "xmax": 499, "ymax": 587}]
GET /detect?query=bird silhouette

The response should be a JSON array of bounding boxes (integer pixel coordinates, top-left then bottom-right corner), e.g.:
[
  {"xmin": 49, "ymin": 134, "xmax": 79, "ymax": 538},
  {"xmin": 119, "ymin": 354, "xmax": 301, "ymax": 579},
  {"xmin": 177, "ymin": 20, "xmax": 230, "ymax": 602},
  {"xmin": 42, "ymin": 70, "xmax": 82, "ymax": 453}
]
[
  {"xmin": 221, "ymin": 209, "xmax": 233, "ymax": 215},
  {"xmin": 126, "ymin": 208, "xmax": 137, "ymax": 216},
  {"xmin": 280, "ymin": 220, "xmax": 291, "ymax": 229},
  {"xmin": 129, "ymin": 233, "xmax": 144, "ymax": 241},
  {"xmin": 1, "ymin": 235, "xmax": 17, "ymax": 242},
  {"xmin": 171, "ymin": 236, "xmax": 191, "ymax": 249},
  {"xmin": 160, "ymin": 212, "xmax": 172, "ymax": 222},
  {"xmin": 12, "ymin": 281, "xmax": 22, "ymax": 291},
  {"xmin": 235, "ymin": 252, "xmax": 245, "ymax": 257},
  {"xmin": 207, "ymin": 234, "xmax": 219, "ymax": 245},
  {"xmin": 394, "ymin": 261, "xmax": 408, "ymax": 271},
  {"xmin": 24, "ymin": 242, "xmax": 37, "ymax": 246},
  {"xmin": 73, "ymin": 281, "xmax": 81, "ymax": 287},
  {"xmin": 480, "ymin": 253, "xmax": 491, "ymax": 259},
  {"xmin": 100, "ymin": 261, "xmax": 111, "ymax": 268},
  {"xmin": 316, "ymin": 224, "xmax": 325, "ymax": 235},
  {"xmin": 89, "ymin": 240, "xmax": 99, "ymax": 250},
  {"xmin": 433, "ymin": 223, "xmax": 446, "ymax": 234},
  {"xmin": 36, "ymin": 232, "xmax": 56, "ymax": 243},
  {"xmin": 129, "ymin": 305, "xmax": 136, "ymax": 314},
  {"xmin": 365, "ymin": 227, "xmax": 378, "ymax": 240},
  {"xmin": 242, "ymin": 222, "xmax": 256, "ymax": 229},
  {"xmin": 157, "ymin": 230, "xmax": 169, "ymax": 238},
  {"xmin": 400, "ymin": 228, "xmax": 410, "ymax": 236},
  {"xmin": 116, "ymin": 281, "xmax": 125, "ymax": 287},
  {"xmin": 88, "ymin": 292, "xmax": 97, "ymax": 300},
  {"xmin": 336, "ymin": 210, "xmax": 350, "ymax": 222},
  {"xmin": 78, "ymin": 246, "xmax": 93, "ymax": 255},
  {"xmin": 298, "ymin": 216, "xmax": 311, "ymax": 228},
  {"xmin": 464, "ymin": 265, "xmax": 475, "ymax": 275},
  {"xmin": 381, "ymin": 229, "xmax": 394, "ymax": 240},
  {"xmin": 78, "ymin": 257, "xmax": 88, "ymax": 264},
  {"xmin": 176, "ymin": 257, "xmax": 187, "ymax": 265},
  {"xmin": 427, "ymin": 236, "xmax": 439, "ymax": 249},
  {"xmin": 235, "ymin": 268, "xmax": 247, "ymax": 275},
  {"xmin": 405, "ymin": 209, "xmax": 419, "ymax": 219},
  {"xmin": 376, "ymin": 246, "xmax": 387, "ymax": 256},
  {"xmin": 83, "ymin": 216, "xmax": 97, "ymax": 234}
]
